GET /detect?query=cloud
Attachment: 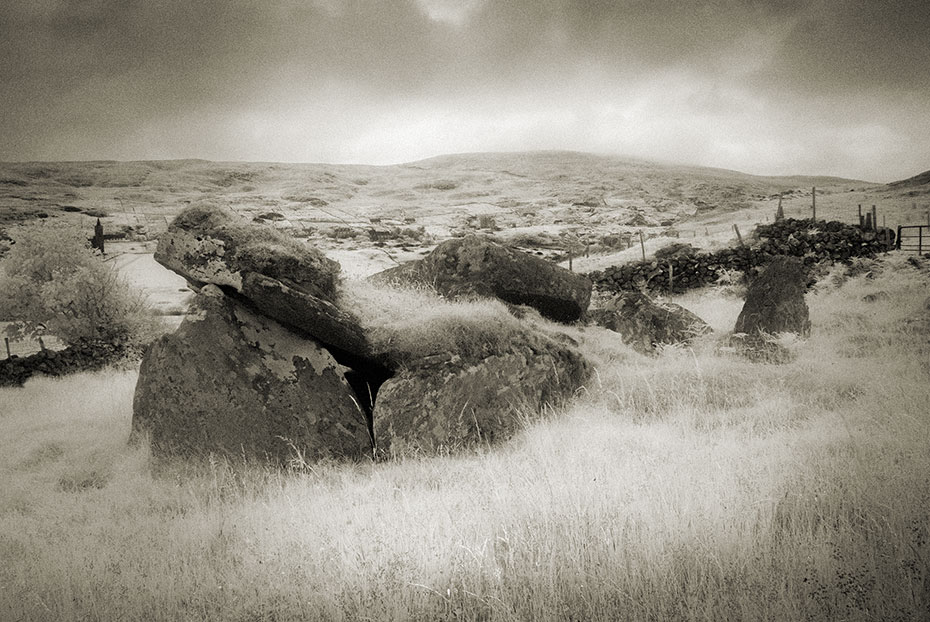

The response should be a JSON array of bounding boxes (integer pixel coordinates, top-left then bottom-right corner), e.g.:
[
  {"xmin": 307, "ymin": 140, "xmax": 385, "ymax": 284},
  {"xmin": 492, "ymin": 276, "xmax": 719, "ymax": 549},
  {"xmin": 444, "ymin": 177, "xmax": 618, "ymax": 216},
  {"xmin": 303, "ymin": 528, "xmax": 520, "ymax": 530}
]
[{"xmin": 0, "ymin": 0, "xmax": 927, "ymax": 180}]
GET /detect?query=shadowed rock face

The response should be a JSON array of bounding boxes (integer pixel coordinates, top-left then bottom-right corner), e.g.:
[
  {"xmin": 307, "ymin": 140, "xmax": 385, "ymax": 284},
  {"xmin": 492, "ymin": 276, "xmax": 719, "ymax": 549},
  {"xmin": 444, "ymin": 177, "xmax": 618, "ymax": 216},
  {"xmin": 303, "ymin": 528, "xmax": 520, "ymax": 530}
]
[
  {"xmin": 371, "ymin": 235, "xmax": 592, "ymax": 323},
  {"xmin": 132, "ymin": 285, "xmax": 371, "ymax": 462},
  {"xmin": 588, "ymin": 291, "xmax": 711, "ymax": 354},
  {"xmin": 735, "ymin": 256, "xmax": 811, "ymax": 337},
  {"xmin": 372, "ymin": 330, "xmax": 590, "ymax": 457}
]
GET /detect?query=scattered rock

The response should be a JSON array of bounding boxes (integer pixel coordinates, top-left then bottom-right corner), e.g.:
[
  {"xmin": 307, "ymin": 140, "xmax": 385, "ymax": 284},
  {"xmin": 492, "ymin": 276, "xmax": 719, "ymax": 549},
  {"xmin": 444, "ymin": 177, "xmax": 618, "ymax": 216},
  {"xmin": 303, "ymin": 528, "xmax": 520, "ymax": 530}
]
[
  {"xmin": 372, "ymin": 330, "xmax": 589, "ymax": 457},
  {"xmin": 132, "ymin": 285, "xmax": 371, "ymax": 462},
  {"xmin": 734, "ymin": 256, "xmax": 811, "ymax": 337},
  {"xmin": 371, "ymin": 235, "xmax": 592, "ymax": 323},
  {"xmin": 587, "ymin": 291, "xmax": 711, "ymax": 354}
]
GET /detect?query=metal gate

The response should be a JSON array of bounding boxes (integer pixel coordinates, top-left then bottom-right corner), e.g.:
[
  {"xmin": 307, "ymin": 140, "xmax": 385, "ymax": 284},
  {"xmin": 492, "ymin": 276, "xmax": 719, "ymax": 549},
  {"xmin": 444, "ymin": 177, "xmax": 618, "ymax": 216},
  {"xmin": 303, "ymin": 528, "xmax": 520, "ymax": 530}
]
[{"xmin": 896, "ymin": 225, "xmax": 930, "ymax": 253}]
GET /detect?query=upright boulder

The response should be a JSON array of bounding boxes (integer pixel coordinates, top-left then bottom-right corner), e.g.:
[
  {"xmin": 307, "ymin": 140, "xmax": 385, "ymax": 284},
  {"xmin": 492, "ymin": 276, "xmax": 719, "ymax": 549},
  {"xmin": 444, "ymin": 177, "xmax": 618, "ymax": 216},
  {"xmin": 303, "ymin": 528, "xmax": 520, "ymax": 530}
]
[
  {"xmin": 588, "ymin": 291, "xmax": 711, "ymax": 354},
  {"xmin": 372, "ymin": 330, "xmax": 589, "ymax": 457},
  {"xmin": 155, "ymin": 205, "xmax": 377, "ymax": 370},
  {"xmin": 132, "ymin": 285, "xmax": 371, "ymax": 462},
  {"xmin": 735, "ymin": 256, "xmax": 811, "ymax": 337},
  {"xmin": 372, "ymin": 235, "xmax": 592, "ymax": 323}
]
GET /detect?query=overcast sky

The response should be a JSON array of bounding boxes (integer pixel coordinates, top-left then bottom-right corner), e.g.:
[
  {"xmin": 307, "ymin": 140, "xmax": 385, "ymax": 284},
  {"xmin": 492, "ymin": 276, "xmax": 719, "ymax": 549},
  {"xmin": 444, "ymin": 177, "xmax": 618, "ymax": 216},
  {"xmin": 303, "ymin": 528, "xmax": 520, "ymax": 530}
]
[{"xmin": 2, "ymin": 0, "xmax": 928, "ymax": 181}]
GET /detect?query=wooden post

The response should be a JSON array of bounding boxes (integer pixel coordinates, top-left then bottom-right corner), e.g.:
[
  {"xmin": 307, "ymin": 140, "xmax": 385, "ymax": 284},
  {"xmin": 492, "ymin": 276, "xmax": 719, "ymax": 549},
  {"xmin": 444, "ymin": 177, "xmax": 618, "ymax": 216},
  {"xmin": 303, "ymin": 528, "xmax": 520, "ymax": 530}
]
[
  {"xmin": 668, "ymin": 262, "xmax": 674, "ymax": 292},
  {"xmin": 4, "ymin": 337, "xmax": 10, "ymax": 359},
  {"xmin": 733, "ymin": 224, "xmax": 744, "ymax": 245},
  {"xmin": 568, "ymin": 250, "xmax": 573, "ymax": 273},
  {"xmin": 872, "ymin": 205, "xmax": 877, "ymax": 231},
  {"xmin": 38, "ymin": 336, "xmax": 46, "ymax": 351},
  {"xmin": 920, "ymin": 227, "xmax": 924, "ymax": 254},
  {"xmin": 811, "ymin": 187, "xmax": 816, "ymax": 221},
  {"xmin": 775, "ymin": 195, "xmax": 784, "ymax": 221},
  {"xmin": 896, "ymin": 225, "xmax": 902, "ymax": 250},
  {"xmin": 926, "ymin": 211, "xmax": 929, "ymax": 228},
  {"xmin": 858, "ymin": 204, "xmax": 863, "ymax": 228},
  {"xmin": 639, "ymin": 231, "xmax": 646, "ymax": 262}
]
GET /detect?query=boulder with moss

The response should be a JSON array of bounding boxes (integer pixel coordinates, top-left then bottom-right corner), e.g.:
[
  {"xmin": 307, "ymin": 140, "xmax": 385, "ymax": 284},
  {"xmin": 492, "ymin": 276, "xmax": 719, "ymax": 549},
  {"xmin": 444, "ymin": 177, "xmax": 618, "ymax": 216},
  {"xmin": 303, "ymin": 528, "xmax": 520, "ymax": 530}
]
[
  {"xmin": 371, "ymin": 235, "xmax": 592, "ymax": 323},
  {"xmin": 588, "ymin": 291, "xmax": 711, "ymax": 354},
  {"xmin": 155, "ymin": 205, "xmax": 376, "ymax": 370},
  {"xmin": 132, "ymin": 285, "xmax": 371, "ymax": 462},
  {"xmin": 369, "ymin": 303, "xmax": 590, "ymax": 456}
]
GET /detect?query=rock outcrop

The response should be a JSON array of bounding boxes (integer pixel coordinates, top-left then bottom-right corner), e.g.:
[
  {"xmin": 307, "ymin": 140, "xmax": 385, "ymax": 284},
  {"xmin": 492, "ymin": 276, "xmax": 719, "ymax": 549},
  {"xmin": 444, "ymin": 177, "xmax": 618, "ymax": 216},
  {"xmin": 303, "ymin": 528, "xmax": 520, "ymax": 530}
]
[
  {"xmin": 588, "ymin": 291, "xmax": 711, "ymax": 354},
  {"xmin": 372, "ymin": 235, "xmax": 592, "ymax": 323},
  {"xmin": 734, "ymin": 256, "xmax": 811, "ymax": 337},
  {"xmin": 372, "ymin": 330, "xmax": 589, "ymax": 457},
  {"xmin": 132, "ymin": 285, "xmax": 371, "ymax": 462}
]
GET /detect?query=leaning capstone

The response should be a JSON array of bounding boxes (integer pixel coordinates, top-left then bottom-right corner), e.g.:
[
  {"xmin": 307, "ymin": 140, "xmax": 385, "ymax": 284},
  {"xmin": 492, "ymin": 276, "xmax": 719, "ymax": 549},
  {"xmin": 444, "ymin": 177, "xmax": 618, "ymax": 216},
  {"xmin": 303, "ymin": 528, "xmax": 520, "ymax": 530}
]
[
  {"xmin": 155, "ymin": 205, "xmax": 380, "ymax": 371},
  {"xmin": 132, "ymin": 285, "xmax": 371, "ymax": 462}
]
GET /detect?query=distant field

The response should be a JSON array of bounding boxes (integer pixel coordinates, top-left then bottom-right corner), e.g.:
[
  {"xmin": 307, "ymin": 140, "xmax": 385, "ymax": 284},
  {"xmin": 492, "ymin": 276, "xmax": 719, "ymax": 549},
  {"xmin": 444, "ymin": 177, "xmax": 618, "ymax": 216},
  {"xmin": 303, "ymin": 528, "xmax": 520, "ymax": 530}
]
[{"xmin": 2, "ymin": 253, "xmax": 928, "ymax": 621}]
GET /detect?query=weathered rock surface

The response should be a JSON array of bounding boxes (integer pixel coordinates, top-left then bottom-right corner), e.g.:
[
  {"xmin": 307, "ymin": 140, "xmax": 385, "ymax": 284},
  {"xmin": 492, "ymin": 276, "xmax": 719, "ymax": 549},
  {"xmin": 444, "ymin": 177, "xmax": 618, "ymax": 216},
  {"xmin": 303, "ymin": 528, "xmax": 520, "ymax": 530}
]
[
  {"xmin": 372, "ymin": 330, "xmax": 590, "ymax": 456},
  {"xmin": 372, "ymin": 235, "xmax": 592, "ymax": 323},
  {"xmin": 734, "ymin": 256, "xmax": 811, "ymax": 337},
  {"xmin": 588, "ymin": 291, "xmax": 711, "ymax": 354},
  {"xmin": 155, "ymin": 205, "xmax": 379, "ymax": 370},
  {"xmin": 132, "ymin": 285, "xmax": 371, "ymax": 462}
]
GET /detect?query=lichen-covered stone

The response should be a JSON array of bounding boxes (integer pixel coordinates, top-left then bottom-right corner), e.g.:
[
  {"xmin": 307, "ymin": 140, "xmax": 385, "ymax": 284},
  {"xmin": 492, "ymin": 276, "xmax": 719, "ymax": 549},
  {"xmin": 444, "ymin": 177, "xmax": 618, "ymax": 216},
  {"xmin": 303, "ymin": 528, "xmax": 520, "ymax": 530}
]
[
  {"xmin": 155, "ymin": 205, "xmax": 380, "ymax": 369},
  {"xmin": 132, "ymin": 285, "xmax": 371, "ymax": 462},
  {"xmin": 156, "ymin": 204, "xmax": 340, "ymax": 301},
  {"xmin": 372, "ymin": 330, "xmax": 590, "ymax": 457},
  {"xmin": 371, "ymin": 235, "xmax": 592, "ymax": 323},
  {"xmin": 735, "ymin": 256, "xmax": 811, "ymax": 337},
  {"xmin": 588, "ymin": 291, "xmax": 711, "ymax": 354}
]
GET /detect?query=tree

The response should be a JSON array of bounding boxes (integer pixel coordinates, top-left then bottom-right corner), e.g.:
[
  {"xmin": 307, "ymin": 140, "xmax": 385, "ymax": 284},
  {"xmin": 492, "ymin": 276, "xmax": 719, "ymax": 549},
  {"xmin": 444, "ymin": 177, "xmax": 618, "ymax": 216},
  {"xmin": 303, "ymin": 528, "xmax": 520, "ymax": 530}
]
[{"xmin": 0, "ymin": 222, "xmax": 159, "ymax": 348}]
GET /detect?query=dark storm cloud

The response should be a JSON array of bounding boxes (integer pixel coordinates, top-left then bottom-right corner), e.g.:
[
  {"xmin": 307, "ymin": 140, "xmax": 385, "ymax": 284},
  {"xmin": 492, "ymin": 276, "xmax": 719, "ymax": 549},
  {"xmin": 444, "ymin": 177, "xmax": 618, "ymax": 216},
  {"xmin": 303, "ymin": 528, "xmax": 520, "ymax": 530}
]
[{"xmin": 1, "ymin": 0, "xmax": 928, "ymax": 179}]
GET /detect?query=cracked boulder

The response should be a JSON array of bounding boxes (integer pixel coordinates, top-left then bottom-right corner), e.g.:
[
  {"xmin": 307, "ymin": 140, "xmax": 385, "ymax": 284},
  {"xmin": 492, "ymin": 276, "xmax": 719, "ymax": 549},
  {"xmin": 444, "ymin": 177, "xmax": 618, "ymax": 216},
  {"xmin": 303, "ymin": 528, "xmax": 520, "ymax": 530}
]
[
  {"xmin": 371, "ymin": 235, "xmax": 592, "ymax": 323},
  {"xmin": 132, "ymin": 285, "xmax": 371, "ymax": 462},
  {"xmin": 372, "ymin": 329, "xmax": 590, "ymax": 457}
]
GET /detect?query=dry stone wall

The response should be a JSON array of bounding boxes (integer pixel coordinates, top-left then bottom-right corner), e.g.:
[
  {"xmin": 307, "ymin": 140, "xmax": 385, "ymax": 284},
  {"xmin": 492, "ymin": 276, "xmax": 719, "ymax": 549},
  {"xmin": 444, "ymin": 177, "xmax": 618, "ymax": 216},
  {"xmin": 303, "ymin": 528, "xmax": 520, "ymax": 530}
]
[{"xmin": 589, "ymin": 219, "xmax": 894, "ymax": 294}]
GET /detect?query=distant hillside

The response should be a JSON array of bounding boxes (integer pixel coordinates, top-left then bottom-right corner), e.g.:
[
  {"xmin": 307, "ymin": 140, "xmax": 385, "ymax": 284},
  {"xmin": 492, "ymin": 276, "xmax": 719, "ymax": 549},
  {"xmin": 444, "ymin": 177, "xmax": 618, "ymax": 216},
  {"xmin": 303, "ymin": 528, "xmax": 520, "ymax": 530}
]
[
  {"xmin": 0, "ymin": 151, "xmax": 874, "ymax": 238},
  {"xmin": 887, "ymin": 169, "xmax": 930, "ymax": 195}
]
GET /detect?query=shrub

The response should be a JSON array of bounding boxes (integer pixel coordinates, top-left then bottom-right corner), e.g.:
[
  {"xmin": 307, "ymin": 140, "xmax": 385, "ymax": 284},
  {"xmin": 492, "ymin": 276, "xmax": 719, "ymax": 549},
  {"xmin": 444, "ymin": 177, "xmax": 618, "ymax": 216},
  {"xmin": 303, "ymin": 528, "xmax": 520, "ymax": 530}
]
[{"xmin": 0, "ymin": 223, "xmax": 159, "ymax": 348}]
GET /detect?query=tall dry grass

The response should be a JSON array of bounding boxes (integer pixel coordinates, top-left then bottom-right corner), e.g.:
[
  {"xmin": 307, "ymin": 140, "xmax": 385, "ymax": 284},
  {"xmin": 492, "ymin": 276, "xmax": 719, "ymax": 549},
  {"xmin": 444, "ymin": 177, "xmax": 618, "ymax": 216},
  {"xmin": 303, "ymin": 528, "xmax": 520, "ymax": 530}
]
[{"xmin": 2, "ymin": 255, "xmax": 929, "ymax": 621}]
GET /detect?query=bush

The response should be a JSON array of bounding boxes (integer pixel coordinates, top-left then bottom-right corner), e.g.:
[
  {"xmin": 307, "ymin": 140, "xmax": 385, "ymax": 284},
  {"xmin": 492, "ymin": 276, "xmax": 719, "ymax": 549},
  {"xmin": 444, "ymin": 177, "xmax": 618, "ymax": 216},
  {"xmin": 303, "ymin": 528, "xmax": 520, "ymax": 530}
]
[{"xmin": 0, "ymin": 223, "xmax": 159, "ymax": 349}]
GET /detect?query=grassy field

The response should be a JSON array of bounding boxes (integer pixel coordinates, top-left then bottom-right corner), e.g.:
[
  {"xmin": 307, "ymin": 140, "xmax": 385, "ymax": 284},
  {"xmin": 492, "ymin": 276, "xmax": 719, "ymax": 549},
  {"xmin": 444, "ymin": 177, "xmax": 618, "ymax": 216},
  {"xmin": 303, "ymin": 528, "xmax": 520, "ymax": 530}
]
[{"xmin": 2, "ymin": 254, "xmax": 929, "ymax": 621}]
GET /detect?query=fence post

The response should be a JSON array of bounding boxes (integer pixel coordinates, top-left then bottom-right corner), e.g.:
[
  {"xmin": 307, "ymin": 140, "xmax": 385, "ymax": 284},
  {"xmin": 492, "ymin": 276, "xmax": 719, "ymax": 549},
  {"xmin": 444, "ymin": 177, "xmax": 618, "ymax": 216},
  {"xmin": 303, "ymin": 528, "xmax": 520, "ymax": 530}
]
[
  {"xmin": 920, "ymin": 227, "xmax": 923, "ymax": 254},
  {"xmin": 858, "ymin": 204, "xmax": 863, "ymax": 228},
  {"xmin": 38, "ymin": 336, "xmax": 46, "ymax": 351},
  {"xmin": 4, "ymin": 337, "xmax": 10, "ymax": 359},
  {"xmin": 896, "ymin": 225, "xmax": 902, "ymax": 250},
  {"xmin": 639, "ymin": 231, "xmax": 646, "ymax": 262},
  {"xmin": 811, "ymin": 187, "xmax": 816, "ymax": 221},
  {"xmin": 872, "ymin": 205, "xmax": 877, "ymax": 231},
  {"xmin": 668, "ymin": 262, "xmax": 674, "ymax": 292},
  {"xmin": 733, "ymin": 224, "xmax": 744, "ymax": 246}
]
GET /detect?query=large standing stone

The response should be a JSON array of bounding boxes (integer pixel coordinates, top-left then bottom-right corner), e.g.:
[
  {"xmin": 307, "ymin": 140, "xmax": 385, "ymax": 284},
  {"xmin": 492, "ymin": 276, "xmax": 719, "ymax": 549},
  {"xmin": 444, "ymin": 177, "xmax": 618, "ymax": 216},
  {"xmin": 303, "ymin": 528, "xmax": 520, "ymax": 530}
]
[
  {"xmin": 371, "ymin": 235, "xmax": 592, "ymax": 323},
  {"xmin": 155, "ymin": 205, "xmax": 378, "ymax": 370},
  {"xmin": 132, "ymin": 285, "xmax": 371, "ymax": 462},
  {"xmin": 588, "ymin": 291, "xmax": 711, "ymax": 354},
  {"xmin": 735, "ymin": 256, "xmax": 811, "ymax": 337},
  {"xmin": 372, "ymin": 331, "xmax": 590, "ymax": 457}
]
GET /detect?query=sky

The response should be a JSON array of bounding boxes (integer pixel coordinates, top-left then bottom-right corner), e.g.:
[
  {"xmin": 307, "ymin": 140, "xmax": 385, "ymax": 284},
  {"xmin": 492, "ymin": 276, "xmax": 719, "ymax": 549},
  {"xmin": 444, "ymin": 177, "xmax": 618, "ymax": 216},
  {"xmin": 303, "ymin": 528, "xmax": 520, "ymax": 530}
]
[{"xmin": 1, "ymin": 0, "xmax": 929, "ymax": 182}]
